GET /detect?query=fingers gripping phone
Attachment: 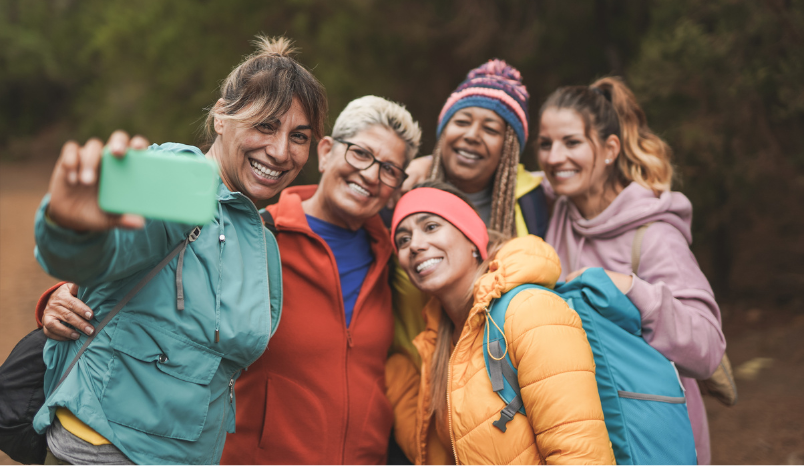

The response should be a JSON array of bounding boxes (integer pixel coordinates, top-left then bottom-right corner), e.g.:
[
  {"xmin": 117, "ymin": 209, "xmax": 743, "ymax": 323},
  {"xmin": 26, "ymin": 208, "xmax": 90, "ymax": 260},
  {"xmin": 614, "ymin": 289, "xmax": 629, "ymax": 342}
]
[{"xmin": 98, "ymin": 148, "xmax": 219, "ymax": 225}]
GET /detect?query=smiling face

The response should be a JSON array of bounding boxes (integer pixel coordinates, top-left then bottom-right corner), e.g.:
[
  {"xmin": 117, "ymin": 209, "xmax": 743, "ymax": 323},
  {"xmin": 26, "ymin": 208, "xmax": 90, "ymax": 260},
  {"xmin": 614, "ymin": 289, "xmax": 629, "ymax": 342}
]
[
  {"xmin": 212, "ymin": 97, "xmax": 312, "ymax": 203},
  {"xmin": 537, "ymin": 107, "xmax": 620, "ymax": 207},
  {"xmin": 394, "ymin": 213, "xmax": 479, "ymax": 298},
  {"xmin": 440, "ymin": 107, "xmax": 506, "ymax": 193},
  {"xmin": 310, "ymin": 124, "xmax": 407, "ymax": 230}
]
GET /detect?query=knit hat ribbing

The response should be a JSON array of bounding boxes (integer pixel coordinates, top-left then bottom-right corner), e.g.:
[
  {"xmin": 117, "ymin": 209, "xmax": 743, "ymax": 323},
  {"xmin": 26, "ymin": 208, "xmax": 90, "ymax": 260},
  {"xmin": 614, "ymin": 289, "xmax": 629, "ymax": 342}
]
[{"xmin": 436, "ymin": 59, "xmax": 530, "ymax": 153}]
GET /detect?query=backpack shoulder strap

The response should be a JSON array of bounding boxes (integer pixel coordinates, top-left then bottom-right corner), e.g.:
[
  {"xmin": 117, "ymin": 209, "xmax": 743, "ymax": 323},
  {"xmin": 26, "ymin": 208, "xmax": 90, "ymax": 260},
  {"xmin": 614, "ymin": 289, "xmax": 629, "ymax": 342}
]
[
  {"xmin": 631, "ymin": 222, "xmax": 654, "ymax": 274},
  {"xmin": 484, "ymin": 283, "xmax": 560, "ymax": 432},
  {"xmin": 517, "ymin": 185, "xmax": 549, "ymax": 239}
]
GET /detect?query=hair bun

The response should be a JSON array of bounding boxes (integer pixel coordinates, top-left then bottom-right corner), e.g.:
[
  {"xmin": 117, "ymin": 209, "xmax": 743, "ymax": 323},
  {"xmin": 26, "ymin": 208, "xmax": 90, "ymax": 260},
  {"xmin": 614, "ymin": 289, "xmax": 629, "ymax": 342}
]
[{"xmin": 251, "ymin": 35, "xmax": 297, "ymax": 58}]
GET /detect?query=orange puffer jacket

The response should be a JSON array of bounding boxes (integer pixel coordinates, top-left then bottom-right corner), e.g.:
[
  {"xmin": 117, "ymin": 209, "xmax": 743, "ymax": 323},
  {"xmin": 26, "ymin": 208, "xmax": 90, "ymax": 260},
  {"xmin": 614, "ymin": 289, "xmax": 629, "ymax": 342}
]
[{"xmin": 386, "ymin": 235, "xmax": 615, "ymax": 465}]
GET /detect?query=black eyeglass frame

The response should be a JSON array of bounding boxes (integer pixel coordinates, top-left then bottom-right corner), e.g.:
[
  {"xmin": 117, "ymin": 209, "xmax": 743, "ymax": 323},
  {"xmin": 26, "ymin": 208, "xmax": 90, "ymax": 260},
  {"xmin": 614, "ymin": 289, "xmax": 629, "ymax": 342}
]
[{"xmin": 333, "ymin": 137, "xmax": 409, "ymax": 188}]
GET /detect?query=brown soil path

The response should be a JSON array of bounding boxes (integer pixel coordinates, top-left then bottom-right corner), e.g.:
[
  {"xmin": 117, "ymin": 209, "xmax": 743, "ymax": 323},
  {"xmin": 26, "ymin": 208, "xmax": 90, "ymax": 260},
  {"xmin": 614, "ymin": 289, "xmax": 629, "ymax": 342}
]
[{"xmin": 0, "ymin": 161, "xmax": 801, "ymax": 465}]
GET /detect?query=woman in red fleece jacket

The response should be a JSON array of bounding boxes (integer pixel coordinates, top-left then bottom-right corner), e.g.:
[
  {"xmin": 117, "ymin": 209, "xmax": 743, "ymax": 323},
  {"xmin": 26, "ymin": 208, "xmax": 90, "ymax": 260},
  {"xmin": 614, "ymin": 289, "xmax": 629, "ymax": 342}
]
[{"xmin": 35, "ymin": 95, "xmax": 422, "ymax": 464}]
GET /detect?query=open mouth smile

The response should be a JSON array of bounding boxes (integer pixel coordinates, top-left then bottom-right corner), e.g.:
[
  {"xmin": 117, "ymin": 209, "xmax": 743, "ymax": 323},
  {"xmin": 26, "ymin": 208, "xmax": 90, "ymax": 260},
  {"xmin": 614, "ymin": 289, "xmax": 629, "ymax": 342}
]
[
  {"xmin": 454, "ymin": 148, "xmax": 483, "ymax": 162},
  {"xmin": 553, "ymin": 169, "xmax": 580, "ymax": 180},
  {"xmin": 249, "ymin": 158, "xmax": 285, "ymax": 181},
  {"xmin": 347, "ymin": 181, "xmax": 373, "ymax": 198},
  {"xmin": 415, "ymin": 257, "xmax": 443, "ymax": 274}
]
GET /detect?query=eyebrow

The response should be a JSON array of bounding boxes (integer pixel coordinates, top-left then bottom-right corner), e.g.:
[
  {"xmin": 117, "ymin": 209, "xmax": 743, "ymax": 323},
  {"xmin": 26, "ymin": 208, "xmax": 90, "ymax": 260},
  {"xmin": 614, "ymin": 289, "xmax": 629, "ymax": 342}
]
[
  {"xmin": 415, "ymin": 213, "xmax": 435, "ymax": 223},
  {"xmin": 293, "ymin": 124, "xmax": 312, "ymax": 131}
]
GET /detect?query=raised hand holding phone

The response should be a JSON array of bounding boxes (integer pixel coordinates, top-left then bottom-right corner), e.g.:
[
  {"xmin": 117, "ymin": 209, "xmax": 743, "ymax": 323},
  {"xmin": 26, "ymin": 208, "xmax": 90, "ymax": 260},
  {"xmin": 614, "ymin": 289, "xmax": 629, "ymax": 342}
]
[{"xmin": 46, "ymin": 130, "xmax": 148, "ymax": 231}]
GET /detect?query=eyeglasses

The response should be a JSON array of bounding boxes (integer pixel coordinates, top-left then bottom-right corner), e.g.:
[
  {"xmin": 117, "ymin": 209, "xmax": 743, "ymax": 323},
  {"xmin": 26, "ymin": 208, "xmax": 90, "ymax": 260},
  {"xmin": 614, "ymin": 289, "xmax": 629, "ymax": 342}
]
[{"xmin": 334, "ymin": 137, "xmax": 408, "ymax": 188}]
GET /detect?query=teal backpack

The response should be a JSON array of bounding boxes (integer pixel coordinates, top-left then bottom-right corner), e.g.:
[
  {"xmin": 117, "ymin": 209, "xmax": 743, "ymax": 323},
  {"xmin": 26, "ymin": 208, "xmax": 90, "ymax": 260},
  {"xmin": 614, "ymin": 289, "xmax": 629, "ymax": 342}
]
[{"xmin": 483, "ymin": 267, "xmax": 697, "ymax": 465}]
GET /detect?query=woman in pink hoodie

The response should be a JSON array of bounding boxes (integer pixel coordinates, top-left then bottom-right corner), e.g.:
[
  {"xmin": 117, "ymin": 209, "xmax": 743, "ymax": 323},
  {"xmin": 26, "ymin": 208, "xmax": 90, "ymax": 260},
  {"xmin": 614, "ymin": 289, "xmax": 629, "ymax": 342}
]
[{"xmin": 536, "ymin": 77, "xmax": 726, "ymax": 464}]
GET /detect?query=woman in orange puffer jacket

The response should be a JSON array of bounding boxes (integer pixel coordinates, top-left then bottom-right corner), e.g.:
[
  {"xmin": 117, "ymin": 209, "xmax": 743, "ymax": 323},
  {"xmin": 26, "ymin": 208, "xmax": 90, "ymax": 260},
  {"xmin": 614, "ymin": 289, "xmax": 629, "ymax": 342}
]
[{"xmin": 387, "ymin": 182, "xmax": 615, "ymax": 465}]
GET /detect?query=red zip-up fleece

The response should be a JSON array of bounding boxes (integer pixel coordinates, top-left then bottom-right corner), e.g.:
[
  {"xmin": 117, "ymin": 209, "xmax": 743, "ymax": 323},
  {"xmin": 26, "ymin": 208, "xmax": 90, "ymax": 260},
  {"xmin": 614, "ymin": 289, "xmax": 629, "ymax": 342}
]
[
  {"xmin": 221, "ymin": 185, "xmax": 395, "ymax": 464},
  {"xmin": 34, "ymin": 185, "xmax": 396, "ymax": 464}
]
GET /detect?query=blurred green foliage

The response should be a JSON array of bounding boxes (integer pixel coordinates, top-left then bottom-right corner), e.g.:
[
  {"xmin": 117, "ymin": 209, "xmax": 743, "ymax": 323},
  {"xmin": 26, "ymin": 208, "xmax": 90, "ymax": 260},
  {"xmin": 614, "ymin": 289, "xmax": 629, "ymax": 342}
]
[{"xmin": 1, "ymin": 0, "xmax": 802, "ymax": 303}]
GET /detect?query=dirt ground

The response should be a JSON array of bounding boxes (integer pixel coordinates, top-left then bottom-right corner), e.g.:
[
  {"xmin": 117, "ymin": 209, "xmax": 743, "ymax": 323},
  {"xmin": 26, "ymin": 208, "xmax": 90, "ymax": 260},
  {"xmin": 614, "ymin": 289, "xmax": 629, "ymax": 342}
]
[{"xmin": 1, "ymin": 161, "xmax": 802, "ymax": 465}]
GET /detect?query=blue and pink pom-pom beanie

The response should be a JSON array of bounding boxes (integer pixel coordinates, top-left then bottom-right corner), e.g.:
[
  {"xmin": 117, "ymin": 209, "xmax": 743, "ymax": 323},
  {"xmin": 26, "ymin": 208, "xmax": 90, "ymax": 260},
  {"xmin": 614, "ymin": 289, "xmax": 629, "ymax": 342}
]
[{"xmin": 436, "ymin": 59, "xmax": 530, "ymax": 153}]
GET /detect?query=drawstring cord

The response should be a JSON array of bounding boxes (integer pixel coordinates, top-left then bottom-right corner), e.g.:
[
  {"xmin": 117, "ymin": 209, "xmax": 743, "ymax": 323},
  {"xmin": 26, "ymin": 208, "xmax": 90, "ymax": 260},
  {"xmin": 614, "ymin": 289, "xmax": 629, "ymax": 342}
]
[
  {"xmin": 214, "ymin": 203, "xmax": 225, "ymax": 343},
  {"xmin": 485, "ymin": 306, "xmax": 509, "ymax": 361}
]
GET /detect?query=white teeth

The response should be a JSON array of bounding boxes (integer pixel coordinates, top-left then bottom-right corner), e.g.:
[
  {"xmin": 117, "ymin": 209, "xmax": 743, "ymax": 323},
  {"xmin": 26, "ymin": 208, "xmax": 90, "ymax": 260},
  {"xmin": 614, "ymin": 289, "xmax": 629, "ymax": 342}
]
[
  {"xmin": 250, "ymin": 159, "xmax": 282, "ymax": 179},
  {"xmin": 416, "ymin": 258, "xmax": 443, "ymax": 273},
  {"xmin": 554, "ymin": 170, "xmax": 578, "ymax": 179},
  {"xmin": 455, "ymin": 149, "xmax": 481, "ymax": 160},
  {"xmin": 349, "ymin": 182, "xmax": 371, "ymax": 197}
]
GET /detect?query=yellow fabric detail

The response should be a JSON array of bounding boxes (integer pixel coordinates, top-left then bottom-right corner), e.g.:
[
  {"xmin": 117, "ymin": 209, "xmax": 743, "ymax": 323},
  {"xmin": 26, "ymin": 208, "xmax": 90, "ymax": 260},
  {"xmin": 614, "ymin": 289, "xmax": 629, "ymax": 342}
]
[
  {"xmin": 55, "ymin": 408, "xmax": 111, "ymax": 446},
  {"xmin": 389, "ymin": 255, "xmax": 429, "ymax": 368},
  {"xmin": 514, "ymin": 164, "xmax": 543, "ymax": 238}
]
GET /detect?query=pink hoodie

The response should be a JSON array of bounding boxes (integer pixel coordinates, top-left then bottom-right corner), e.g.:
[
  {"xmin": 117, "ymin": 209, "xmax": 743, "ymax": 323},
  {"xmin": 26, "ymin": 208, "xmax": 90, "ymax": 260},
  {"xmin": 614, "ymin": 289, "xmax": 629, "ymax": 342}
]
[{"xmin": 545, "ymin": 181, "xmax": 726, "ymax": 465}]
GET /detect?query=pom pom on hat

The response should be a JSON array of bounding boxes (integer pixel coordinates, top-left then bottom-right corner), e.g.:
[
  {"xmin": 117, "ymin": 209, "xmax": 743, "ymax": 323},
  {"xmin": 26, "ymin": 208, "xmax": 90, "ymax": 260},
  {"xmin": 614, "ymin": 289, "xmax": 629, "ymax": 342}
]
[{"xmin": 436, "ymin": 59, "xmax": 530, "ymax": 153}]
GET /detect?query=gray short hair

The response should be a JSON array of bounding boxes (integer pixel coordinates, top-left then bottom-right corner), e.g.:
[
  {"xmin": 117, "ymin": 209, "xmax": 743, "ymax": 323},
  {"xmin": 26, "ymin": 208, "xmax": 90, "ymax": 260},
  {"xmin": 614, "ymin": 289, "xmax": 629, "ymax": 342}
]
[{"xmin": 331, "ymin": 96, "xmax": 422, "ymax": 166}]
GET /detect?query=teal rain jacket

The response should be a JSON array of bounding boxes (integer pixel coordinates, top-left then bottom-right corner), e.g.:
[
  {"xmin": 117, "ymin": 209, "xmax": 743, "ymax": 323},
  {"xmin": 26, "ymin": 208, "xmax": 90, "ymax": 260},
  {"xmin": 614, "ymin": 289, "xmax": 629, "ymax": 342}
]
[{"xmin": 32, "ymin": 143, "xmax": 282, "ymax": 464}]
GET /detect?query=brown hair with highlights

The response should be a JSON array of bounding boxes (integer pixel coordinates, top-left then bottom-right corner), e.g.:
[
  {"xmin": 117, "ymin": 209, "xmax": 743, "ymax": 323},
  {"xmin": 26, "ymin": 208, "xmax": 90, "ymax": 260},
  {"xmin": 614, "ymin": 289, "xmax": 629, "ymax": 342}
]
[{"xmin": 204, "ymin": 36, "xmax": 328, "ymax": 146}]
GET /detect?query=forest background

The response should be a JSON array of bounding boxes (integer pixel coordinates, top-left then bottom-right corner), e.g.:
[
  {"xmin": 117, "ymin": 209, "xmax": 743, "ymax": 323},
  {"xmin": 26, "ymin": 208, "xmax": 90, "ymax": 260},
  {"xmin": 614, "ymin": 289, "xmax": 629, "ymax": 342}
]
[
  {"xmin": 1, "ymin": 1, "xmax": 803, "ymax": 463},
  {"xmin": 3, "ymin": 0, "xmax": 803, "ymax": 304}
]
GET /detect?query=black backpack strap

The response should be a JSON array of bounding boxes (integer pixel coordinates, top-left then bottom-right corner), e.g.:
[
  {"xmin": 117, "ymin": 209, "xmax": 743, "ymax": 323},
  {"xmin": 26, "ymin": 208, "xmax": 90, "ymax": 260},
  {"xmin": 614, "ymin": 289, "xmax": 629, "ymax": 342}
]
[
  {"xmin": 518, "ymin": 185, "xmax": 549, "ymax": 239},
  {"xmin": 54, "ymin": 227, "xmax": 202, "ymax": 391},
  {"xmin": 260, "ymin": 209, "xmax": 278, "ymax": 235}
]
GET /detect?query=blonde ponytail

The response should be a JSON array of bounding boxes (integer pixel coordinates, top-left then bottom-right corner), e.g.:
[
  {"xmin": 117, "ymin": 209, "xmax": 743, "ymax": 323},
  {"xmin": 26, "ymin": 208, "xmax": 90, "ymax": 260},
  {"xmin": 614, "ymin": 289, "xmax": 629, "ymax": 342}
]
[{"xmin": 591, "ymin": 77, "xmax": 674, "ymax": 193}]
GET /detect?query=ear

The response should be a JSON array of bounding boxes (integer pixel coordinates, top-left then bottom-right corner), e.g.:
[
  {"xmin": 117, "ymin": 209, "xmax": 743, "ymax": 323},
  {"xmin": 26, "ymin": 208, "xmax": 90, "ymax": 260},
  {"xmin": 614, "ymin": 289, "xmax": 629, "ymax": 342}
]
[
  {"xmin": 603, "ymin": 134, "xmax": 621, "ymax": 163},
  {"xmin": 213, "ymin": 99, "xmax": 226, "ymax": 135},
  {"xmin": 317, "ymin": 137, "xmax": 335, "ymax": 173}
]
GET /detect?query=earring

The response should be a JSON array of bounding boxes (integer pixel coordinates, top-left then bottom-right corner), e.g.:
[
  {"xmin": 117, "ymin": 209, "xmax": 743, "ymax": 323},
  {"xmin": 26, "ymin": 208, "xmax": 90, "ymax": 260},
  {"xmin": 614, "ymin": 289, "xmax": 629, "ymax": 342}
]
[
  {"xmin": 605, "ymin": 158, "xmax": 611, "ymax": 164},
  {"xmin": 472, "ymin": 250, "xmax": 479, "ymax": 259}
]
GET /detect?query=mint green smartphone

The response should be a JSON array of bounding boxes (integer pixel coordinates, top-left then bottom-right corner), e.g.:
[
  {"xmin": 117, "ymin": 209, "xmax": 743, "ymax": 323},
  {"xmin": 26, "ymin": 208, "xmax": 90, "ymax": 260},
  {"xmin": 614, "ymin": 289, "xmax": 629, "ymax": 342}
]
[{"xmin": 98, "ymin": 148, "xmax": 219, "ymax": 225}]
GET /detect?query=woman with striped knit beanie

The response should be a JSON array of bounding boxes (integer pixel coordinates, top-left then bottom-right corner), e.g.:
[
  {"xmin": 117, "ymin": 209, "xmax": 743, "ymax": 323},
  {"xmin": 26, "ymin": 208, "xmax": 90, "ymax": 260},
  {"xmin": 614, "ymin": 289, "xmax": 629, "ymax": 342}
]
[
  {"xmin": 390, "ymin": 60, "xmax": 549, "ymax": 369},
  {"xmin": 425, "ymin": 59, "xmax": 548, "ymax": 239}
]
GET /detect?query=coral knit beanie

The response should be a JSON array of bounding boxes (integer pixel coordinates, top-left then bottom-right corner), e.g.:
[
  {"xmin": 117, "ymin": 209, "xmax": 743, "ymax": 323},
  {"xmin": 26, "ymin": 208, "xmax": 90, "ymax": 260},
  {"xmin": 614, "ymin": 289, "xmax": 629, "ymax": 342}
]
[{"xmin": 436, "ymin": 59, "xmax": 530, "ymax": 153}]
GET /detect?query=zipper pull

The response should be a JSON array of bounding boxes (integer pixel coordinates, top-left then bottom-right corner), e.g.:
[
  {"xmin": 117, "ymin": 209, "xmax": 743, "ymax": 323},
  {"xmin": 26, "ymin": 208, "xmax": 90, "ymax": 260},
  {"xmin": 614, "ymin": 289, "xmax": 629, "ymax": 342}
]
[
  {"xmin": 346, "ymin": 329, "xmax": 354, "ymax": 348},
  {"xmin": 229, "ymin": 378, "xmax": 235, "ymax": 403}
]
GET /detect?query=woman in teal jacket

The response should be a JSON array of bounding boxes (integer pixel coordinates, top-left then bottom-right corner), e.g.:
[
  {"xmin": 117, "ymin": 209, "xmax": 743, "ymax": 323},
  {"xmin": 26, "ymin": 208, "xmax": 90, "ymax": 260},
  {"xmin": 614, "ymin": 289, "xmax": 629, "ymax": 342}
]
[{"xmin": 32, "ymin": 36, "xmax": 327, "ymax": 464}]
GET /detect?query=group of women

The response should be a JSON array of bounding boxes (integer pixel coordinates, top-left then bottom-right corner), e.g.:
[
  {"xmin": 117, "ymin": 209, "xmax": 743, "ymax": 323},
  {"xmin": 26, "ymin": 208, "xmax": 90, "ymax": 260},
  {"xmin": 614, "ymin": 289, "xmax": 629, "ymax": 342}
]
[{"xmin": 31, "ymin": 35, "xmax": 724, "ymax": 465}]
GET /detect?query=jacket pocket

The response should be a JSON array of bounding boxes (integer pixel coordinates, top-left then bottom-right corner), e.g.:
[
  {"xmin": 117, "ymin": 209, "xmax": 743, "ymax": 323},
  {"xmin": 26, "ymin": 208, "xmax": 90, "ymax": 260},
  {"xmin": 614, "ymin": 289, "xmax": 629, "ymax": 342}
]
[
  {"xmin": 101, "ymin": 315, "xmax": 223, "ymax": 441},
  {"xmin": 617, "ymin": 390, "xmax": 694, "ymax": 463}
]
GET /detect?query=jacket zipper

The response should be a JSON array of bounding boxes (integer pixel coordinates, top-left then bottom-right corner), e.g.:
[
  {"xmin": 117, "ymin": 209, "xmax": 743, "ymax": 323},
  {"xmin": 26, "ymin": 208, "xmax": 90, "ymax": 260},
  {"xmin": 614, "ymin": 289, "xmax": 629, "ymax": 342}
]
[
  {"xmin": 342, "ymin": 328, "xmax": 353, "ymax": 464},
  {"xmin": 213, "ymin": 371, "xmax": 238, "ymax": 461},
  {"xmin": 446, "ymin": 330, "xmax": 468, "ymax": 464}
]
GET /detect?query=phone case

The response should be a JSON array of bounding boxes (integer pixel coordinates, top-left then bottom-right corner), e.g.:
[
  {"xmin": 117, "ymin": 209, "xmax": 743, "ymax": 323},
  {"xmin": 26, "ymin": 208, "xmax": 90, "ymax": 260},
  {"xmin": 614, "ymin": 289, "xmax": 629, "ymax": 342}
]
[{"xmin": 98, "ymin": 148, "xmax": 219, "ymax": 225}]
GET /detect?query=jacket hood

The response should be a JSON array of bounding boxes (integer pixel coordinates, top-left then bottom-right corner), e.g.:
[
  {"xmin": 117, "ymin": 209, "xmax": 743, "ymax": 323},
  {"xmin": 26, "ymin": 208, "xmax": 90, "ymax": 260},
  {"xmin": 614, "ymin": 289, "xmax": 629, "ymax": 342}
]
[
  {"xmin": 471, "ymin": 235, "xmax": 562, "ymax": 311},
  {"xmin": 558, "ymin": 182, "xmax": 693, "ymax": 244}
]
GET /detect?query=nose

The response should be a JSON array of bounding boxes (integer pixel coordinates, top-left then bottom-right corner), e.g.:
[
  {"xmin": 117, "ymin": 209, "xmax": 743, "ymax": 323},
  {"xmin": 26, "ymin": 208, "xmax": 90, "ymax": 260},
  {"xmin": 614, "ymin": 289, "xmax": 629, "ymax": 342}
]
[
  {"xmin": 408, "ymin": 229, "xmax": 428, "ymax": 254},
  {"xmin": 359, "ymin": 161, "xmax": 382, "ymax": 186},
  {"xmin": 463, "ymin": 122, "xmax": 482, "ymax": 144},
  {"xmin": 265, "ymin": 131, "xmax": 290, "ymax": 164},
  {"xmin": 544, "ymin": 142, "xmax": 567, "ymax": 166}
]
